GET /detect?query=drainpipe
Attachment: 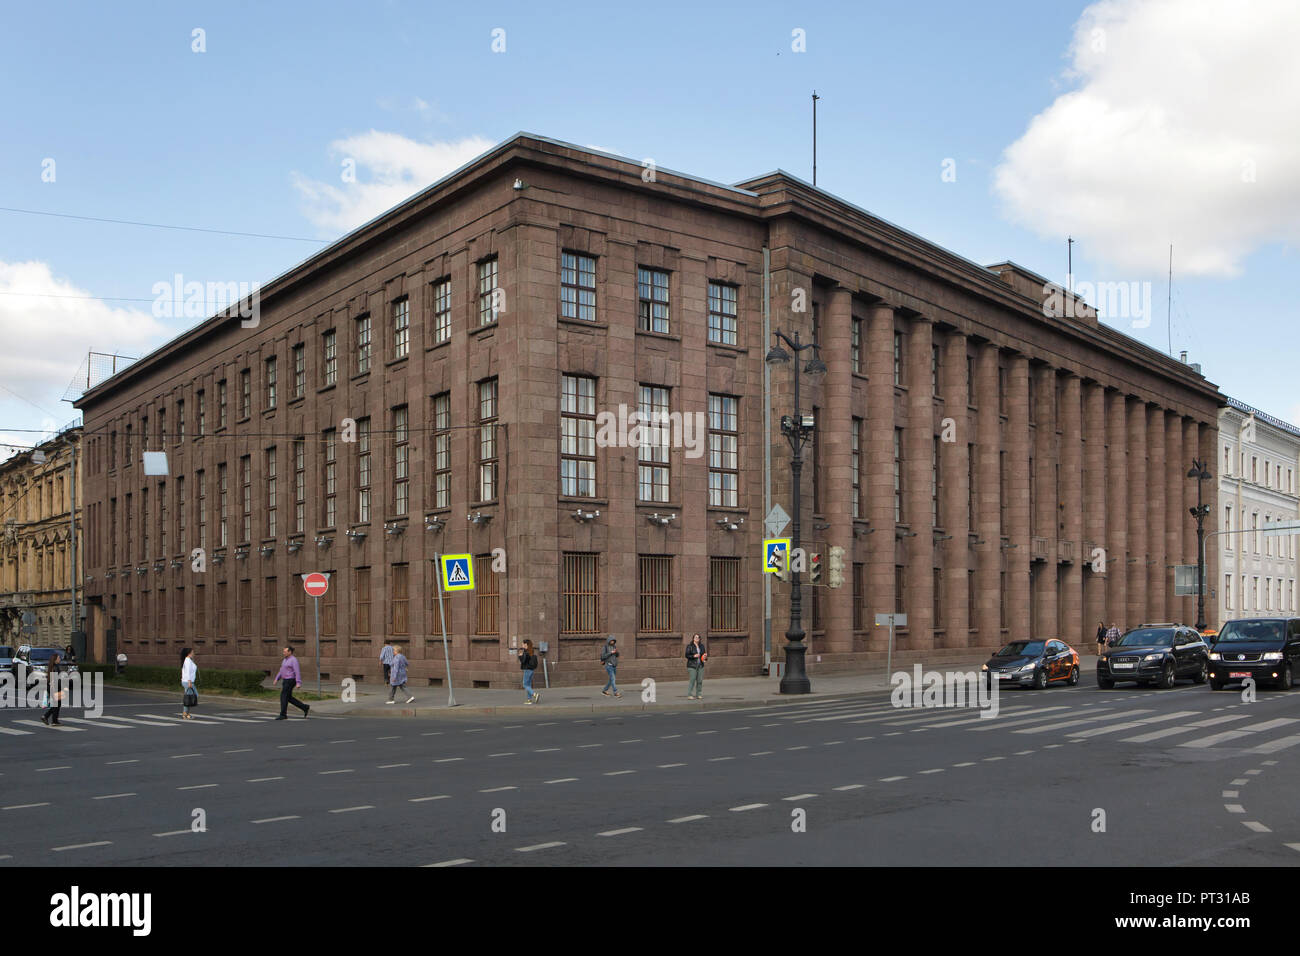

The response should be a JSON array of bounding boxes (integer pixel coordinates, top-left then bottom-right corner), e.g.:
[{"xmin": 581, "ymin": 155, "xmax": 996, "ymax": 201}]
[{"xmin": 763, "ymin": 246, "xmax": 772, "ymax": 674}]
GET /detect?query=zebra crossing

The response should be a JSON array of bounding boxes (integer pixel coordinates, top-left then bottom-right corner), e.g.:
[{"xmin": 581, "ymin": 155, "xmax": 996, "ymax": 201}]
[
  {"xmin": 0, "ymin": 709, "xmax": 340, "ymax": 736},
  {"xmin": 697, "ymin": 687, "xmax": 1300, "ymax": 753}
]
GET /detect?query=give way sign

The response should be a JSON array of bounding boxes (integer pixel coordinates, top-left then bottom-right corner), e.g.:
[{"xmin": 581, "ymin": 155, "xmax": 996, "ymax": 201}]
[{"xmin": 302, "ymin": 572, "xmax": 330, "ymax": 597}]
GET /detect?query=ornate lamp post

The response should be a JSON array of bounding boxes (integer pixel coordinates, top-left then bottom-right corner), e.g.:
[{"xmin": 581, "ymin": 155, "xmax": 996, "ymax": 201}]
[
  {"xmin": 766, "ymin": 329, "xmax": 826, "ymax": 694},
  {"xmin": 1187, "ymin": 458, "xmax": 1212, "ymax": 630}
]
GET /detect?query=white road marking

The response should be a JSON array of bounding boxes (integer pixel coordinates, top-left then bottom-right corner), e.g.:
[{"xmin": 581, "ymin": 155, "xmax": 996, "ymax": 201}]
[
  {"xmin": 658, "ymin": 763, "xmax": 686, "ymax": 768},
  {"xmin": 1122, "ymin": 714, "xmax": 1250, "ymax": 742},
  {"xmin": 425, "ymin": 858, "xmax": 473, "ymax": 867},
  {"xmin": 1224, "ymin": 804, "xmax": 1246, "ymax": 813},
  {"xmin": 480, "ymin": 786, "xmax": 517, "ymax": 793},
  {"xmin": 278, "ymin": 744, "xmax": 305, "ymax": 750},
  {"xmin": 668, "ymin": 814, "xmax": 708, "ymax": 823},
  {"xmin": 1243, "ymin": 821, "xmax": 1271, "ymax": 832},
  {"xmin": 224, "ymin": 749, "xmax": 254, "ymax": 754},
  {"xmin": 106, "ymin": 759, "xmax": 139, "ymax": 765},
  {"xmin": 786, "ymin": 745, "xmax": 809, "ymax": 751},
  {"xmin": 435, "ymin": 758, "xmax": 463, "ymax": 763},
  {"xmin": 378, "ymin": 763, "xmax": 411, "ymax": 769},
  {"xmin": 153, "ymin": 830, "xmax": 192, "ymax": 838},
  {"xmin": 0, "ymin": 726, "xmax": 33, "ymax": 735},
  {"xmin": 982, "ymin": 756, "xmax": 1005, "ymax": 762},
  {"xmin": 60, "ymin": 717, "xmax": 134, "ymax": 729},
  {"xmin": 1231, "ymin": 778, "xmax": 1250, "ymax": 786},
  {"xmin": 515, "ymin": 842, "xmax": 565, "ymax": 852},
  {"xmin": 953, "ymin": 762, "xmax": 977, "ymax": 767},
  {"xmin": 750, "ymin": 751, "xmax": 773, "ymax": 756},
  {"xmin": 918, "ymin": 769, "xmax": 945, "ymax": 775},
  {"xmin": 1067, "ymin": 711, "xmax": 1200, "ymax": 738},
  {"xmin": 252, "ymin": 816, "xmax": 300, "ymax": 824},
  {"xmin": 707, "ymin": 757, "xmax": 734, "ymax": 763},
  {"xmin": 729, "ymin": 803, "xmax": 767, "ymax": 812},
  {"xmin": 880, "ymin": 776, "xmax": 906, "ymax": 782},
  {"xmin": 409, "ymin": 795, "xmax": 451, "ymax": 802},
  {"xmin": 52, "ymin": 841, "xmax": 111, "ymax": 852},
  {"xmin": 35, "ymin": 766, "xmax": 70, "ymax": 772},
  {"xmin": 16, "ymin": 720, "xmax": 81, "ymax": 732},
  {"xmin": 783, "ymin": 793, "xmax": 817, "ymax": 801},
  {"xmin": 332, "ymin": 739, "xmax": 357, "ymax": 744},
  {"xmin": 4, "ymin": 802, "xmax": 51, "ymax": 810},
  {"xmin": 1222, "ymin": 790, "xmax": 1239, "ymax": 798},
  {"xmin": 597, "ymin": 827, "xmax": 643, "ymax": 837},
  {"xmin": 319, "ymin": 769, "xmax": 354, "ymax": 775},
  {"xmin": 544, "ymin": 778, "xmax": 578, "ymax": 784},
  {"xmin": 534, "ymin": 748, "xmax": 561, "ymax": 753},
  {"xmin": 578, "ymin": 743, "xmax": 602, "ymax": 748},
  {"xmin": 93, "ymin": 793, "xmax": 136, "ymax": 800},
  {"xmin": 605, "ymin": 769, "xmax": 637, "ymax": 775},
  {"xmin": 169, "ymin": 753, "xmax": 202, "ymax": 759},
  {"xmin": 833, "ymin": 784, "xmax": 865, "ymax": 791},
  {"xmin": 1180, "ymin": 719, "xmax": 1299, "ymax": 749},
  {"xmin": 177, "ymin": 784, "xmax": 217, "ymax": 791},
  {"xmin": 329, "ymin": 806, "xmax": 374, "ymax": 813},
  {"xmin": 248, "ymin": 777, "xmax": 284, "ymax": 783},
  {"xmin": 489, "ymin": 753, "xmax": 517, "ymax": 758}
]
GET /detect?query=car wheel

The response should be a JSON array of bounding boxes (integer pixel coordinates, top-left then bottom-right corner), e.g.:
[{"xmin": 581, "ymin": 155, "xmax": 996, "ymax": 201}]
[
  {"xmin": 1160, "ymin": 662, "xmax": 1176, "ymax": 689},
  {"xmin": 1033, "ymin": 668, "xmax": 1048, "ymax": 690},
  {"xmin": 1279, "ymin": 663, "xmax": 1293, "ymax": 691},
  {"xmin": 1068, "ymin": 665, "xmax": 1079, "ymax": 686},
  {"xmin": 1192, "ymin": 660, "xmax": 1207, "ymax": 685},
  {"xmin": 1210, "ymin": 679, "xmax": 1225, "ymax": 691},
  {"xmin": 1097, "ymin": 675, "xmax": 1115, "ymax": 689}
]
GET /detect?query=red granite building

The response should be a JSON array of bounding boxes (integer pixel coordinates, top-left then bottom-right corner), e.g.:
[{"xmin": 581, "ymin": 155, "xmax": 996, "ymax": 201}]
[{"xmin": 74, "ymin": 133, "xmax": 1222, "ymax": 686}]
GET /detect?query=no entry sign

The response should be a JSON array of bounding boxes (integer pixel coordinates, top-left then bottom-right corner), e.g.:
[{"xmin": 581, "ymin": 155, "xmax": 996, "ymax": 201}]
[{"xmin": 302, "ymin": 572, "xmax": 330, "ymax": 597}]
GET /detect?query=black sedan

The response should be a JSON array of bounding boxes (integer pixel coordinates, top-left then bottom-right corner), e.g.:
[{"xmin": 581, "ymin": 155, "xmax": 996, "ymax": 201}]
[
  {"xmin": 0, "ymin": 645, "xmax": 15, "ymax": 675},
  {"xmin": 982, "ymin": 639, "xmax": 1080, "ymax": 689},
  {"xmin": 1097, "ymin": 625, "xmax": 1208, "ymax": 688},
  {"xmin": 1208, "ymin": 617, "xmax": 1299, "ymax": 690}
]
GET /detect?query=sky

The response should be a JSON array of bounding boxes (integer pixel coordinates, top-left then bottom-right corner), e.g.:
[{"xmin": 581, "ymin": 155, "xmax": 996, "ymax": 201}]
[{"xmin": 2, "ymin": 0, "xmax": 1298, "ymax": 457}]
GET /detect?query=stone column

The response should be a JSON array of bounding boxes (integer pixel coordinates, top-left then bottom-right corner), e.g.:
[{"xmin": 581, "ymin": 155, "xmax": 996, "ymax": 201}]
[
  {"xmin": 1005, "ymin": 354, "xmax": 1031, "ymax": 640},
  {"xmin": 975, "ymin": 343, "xmax": 1001, "ymax": 644},
  {"xmin": 939, "ymin": 329, "xmax": 970, "ymax": 647},
  {"xmin": 1200, "ymin": 422, "xmax": 1220, "ymax": 629},
  {"xmin": 1125, "ymin": 396, "xmax": 1148, "ymax": 629},
  {"xmin": 1082, "ymin": 382, "xmax": 1107, "ymax": 641},
  {"xmin": 1105, "ymin": 390, "xmax": 1129, "ymax": 630},
  {"xmin": 865, "ymin": 303, "xmax": 898, "ymax": 650},
  {"xmin": 904, "ymin": 316, "xmax": 935, "ymax": 650},
  {"xmin": 1181, "ymin": 418, "xmax": 1199, "ymax": 625},
  {"xmin": 1032, "ymin": 364, "xmax": 1057, "ymax": 638},
  {"xmin": 1060, "ymin": 373, "xmax": 1084, "ymax": 645},
  {"xmin": 1164, "ymin": 411, "xmax": 1184, "ymax": 622},
  {"xmin": 823, "ymin": 287, "xmax": 855, "ymax": 653},
  {"xmin": 1146, "ymin": 404, "xmax": 1167, "ymax": 620}
]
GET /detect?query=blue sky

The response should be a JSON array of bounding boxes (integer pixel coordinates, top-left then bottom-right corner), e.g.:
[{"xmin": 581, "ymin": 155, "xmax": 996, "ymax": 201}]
[{"xmin": 2, "ymin": 0, "xmax": 1297, "ymax": 452}]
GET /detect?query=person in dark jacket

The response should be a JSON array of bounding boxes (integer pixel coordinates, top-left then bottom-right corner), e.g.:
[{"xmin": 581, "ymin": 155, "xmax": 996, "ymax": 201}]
[
  {"xmin": 42, "ymin": 652, "xmax": 64, "ymax": 726},
  {"xmin": 600, "ymin": 638, "xmax": 621, "ymax": 698},
  {"xmin": 685, "ymin": 633, "xmax": 707, "ymax": 700},
  {"xmin": 1095, "ymin": 622, "xmax": 1107, "ymax": 657},
  {"xmin": 519, "ymin": 639, "xmax": 541, "ymax": 704}
]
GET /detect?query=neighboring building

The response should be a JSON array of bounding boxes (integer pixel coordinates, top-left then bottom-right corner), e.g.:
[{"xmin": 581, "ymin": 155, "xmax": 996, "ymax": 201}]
[
  {"xmin": 0, "ymin": 424, "xmax": 84, "ymax": 647},
  {"xmin": 1218, "ymin": 397, "xmax": 1300, "ymax": 623},
  {"xmin": 74, "ymin": 134, "xmax": 1223, "ymax": 686}
]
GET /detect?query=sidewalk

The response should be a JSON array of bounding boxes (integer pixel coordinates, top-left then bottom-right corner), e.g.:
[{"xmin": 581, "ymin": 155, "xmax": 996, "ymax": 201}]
[{"xmin": 300, "ymin": 650, "xmax": 1105, "ymax": 720}]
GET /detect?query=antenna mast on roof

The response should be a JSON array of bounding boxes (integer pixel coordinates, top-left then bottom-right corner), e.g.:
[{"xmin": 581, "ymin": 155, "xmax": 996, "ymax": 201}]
[
  {"xmin": 1067, "ymin": 236, "xmax": 1073, "ymax": 294},
  {"xmin": 812, "ymin": 91, "xmax": 820, "ymax": 186},
  {"xmin": 1167, "ymin": 244, "xmax": 1173, "ymax": 356}
]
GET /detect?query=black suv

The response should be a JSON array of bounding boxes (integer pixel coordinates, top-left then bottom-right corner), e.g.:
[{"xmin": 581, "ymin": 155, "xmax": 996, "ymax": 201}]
[
  {"xmin": 1097, "ymin": 624, "xmax": 1209, "ymax": 688},
  {"xmin": 1208, "ymin": 618, "xmax": 1300, "ymax": 690}
]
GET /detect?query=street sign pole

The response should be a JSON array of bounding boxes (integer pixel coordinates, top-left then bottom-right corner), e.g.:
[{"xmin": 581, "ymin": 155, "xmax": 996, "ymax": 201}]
[
  {"xmin": 434, "ymin": 553, "xmax": 457, "ymax": 707},
  {"xmin": 313, "ymin": 595, "xmax": 321, "ymax": 698}
]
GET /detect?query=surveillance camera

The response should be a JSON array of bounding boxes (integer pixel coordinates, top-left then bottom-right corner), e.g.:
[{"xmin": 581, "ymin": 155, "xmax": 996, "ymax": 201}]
[{"xmin": 513, "ymin": 179, "xmax": 524, "ymax": 190}]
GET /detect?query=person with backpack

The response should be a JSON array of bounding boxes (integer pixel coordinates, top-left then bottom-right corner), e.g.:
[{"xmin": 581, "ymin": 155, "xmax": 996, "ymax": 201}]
[
  {"xmin": 180, "ymin": 647, "xmax": 198, "ymax": 720},
  {"xmin": 685, "ymin": 633, "xmax": 707, "ymax": 700},
  {"xmin": 600, "ymin": 638, "xmax": 621, "ymax": 698},
  {"xmin": 380, "ymin": 641, "xmax": 395, "ymax": 685},
  {"xmin": 518, "ymin": 639, "xmax": 541, "ymax": 704},
  {"xmin": 387, "ymin": 644, "xmax": 414, "ymax": 704}
]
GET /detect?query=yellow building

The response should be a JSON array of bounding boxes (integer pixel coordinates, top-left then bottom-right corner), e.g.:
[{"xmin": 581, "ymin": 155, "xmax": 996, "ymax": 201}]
[{"xmin": 0, "ymin": 424, "xmax": 84, "ymax": 649}]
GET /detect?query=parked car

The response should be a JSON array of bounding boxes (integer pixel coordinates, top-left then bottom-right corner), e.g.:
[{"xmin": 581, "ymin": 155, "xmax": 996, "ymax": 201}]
[
  {"xmin": 0, "ymin": 645, "xmax": 16, "ymax": 675},
  {"xmin": 1208, "ymin": 618, "xmax": 1300, "ymax": 690},
  {"xmin": 15, "ymin": 645, "xmax": 80, "ymax": 678},
  {"xmin": 1097, "ymin": 623, "xmax": 1208, "ymax": 688},
  {"xmin": 982, "ymin": 639, "xmax": 1080, "ymax": 689}
]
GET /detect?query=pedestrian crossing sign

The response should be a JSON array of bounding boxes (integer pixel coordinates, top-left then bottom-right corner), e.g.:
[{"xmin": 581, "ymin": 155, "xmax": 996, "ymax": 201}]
[
  {"xmin": 440, "ymin": 554, "xmax": 475, "ymax": 591},
  {"xmin": 763, "ymin": 538, "xmax": 791, "ymax": 574}
]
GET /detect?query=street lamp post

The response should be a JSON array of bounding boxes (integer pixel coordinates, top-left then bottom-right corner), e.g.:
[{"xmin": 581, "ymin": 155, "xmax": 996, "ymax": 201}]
[
  {"xmin": 766, "ymin": 328, "xmax": 826, "ymax": 695},
  {"xmin": 1187, "ymin": 458, "xmax": 1212, "ymax": 630}
]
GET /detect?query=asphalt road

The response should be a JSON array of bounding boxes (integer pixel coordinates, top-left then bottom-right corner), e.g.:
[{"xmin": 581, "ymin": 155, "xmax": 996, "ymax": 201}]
[{"xmin": 1, "ymin": 680, "xmax": 1298, "ymax": 866}]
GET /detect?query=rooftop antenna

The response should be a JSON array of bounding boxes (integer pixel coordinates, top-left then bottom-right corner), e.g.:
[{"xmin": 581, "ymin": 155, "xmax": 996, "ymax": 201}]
[
  {"xmin": 812, "ymin": 90, "xmax": 820, "ymax": 186},
  {"xmin": 1167, "ymin": 244, "xmax": 1173, "ymax": 356},
  {"xmin": 1067, "ymin": 236, "xmax": 1074, "ymax": 294}
]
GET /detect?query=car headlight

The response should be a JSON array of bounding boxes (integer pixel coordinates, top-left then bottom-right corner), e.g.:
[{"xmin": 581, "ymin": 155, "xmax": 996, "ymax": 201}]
[
  {"xmin": 1018, "ymin": 662, "xmax": 1037, "ymax": 672},
  {"xmin": 1143, "ymin": 653, "xmax": 1164, "ymax": 661},
  {"xmin": 1263, "ymin": 651, "xmax": 1284, "ymax": 661},
  {"xmin": 1208, "ymin": 652, "xmax": 1221, "ymax": 660}
]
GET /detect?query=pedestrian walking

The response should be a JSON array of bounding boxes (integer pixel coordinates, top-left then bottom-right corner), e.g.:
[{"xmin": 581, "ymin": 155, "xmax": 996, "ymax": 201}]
[
  {"xmin": 273, "ymin": 646, "xmax": 310, "ymax": 720},
  {"xmin": 518, "ymin": 639, "xmax": 541, "ymax": 704},
  {"xmin": 685, "ymin": 633, "xmax": 708, "ymax": 700},
  {"xmin": 380, "ymin": 641, "xmax": 395, "ymax": 685},
  {"xmin": 181, "ymin": 647, "xmax": 198, "ymax": 720},
  {"xmin": 1104, "ymin": 622, "xmax": 1122, "ymax": 648},
  {"xmin": 387, "ymin": 644, "xmax": 415, "ymax": 704},
  {"xmin": 1095, "ymin": 621, "xmax": 1107, "ymax": 657},
  {"xmin": 600, "ymin": 638, "xmax": 621, "ymax": 698},
  {"xmin": 41, "ymin": 652, "xmax": 64, "ymax": 726}
]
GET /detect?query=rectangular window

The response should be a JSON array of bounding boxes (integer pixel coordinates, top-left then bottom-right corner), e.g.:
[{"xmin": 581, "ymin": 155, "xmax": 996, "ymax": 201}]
[
  {"xmin": 265, "ymin": 446, "xmax": 277, "ymax": 538},
  {"xmin": 851, "ymin": 318, "xmax": 862, "ymax": 374},
  {"xmin": 393, "ymin": 406, "xmax": 409, "ymax": 516},
  {"xmin": 709, "ymin": 557, "xmax": 742, "ymax": 632},
  {"xmin": 293, "ymin": 439, "xmax": 305, "ymax": 534},
  {"xmin": 893, "ymin": 331, "xmax": 904, "ymax": 386},
  {"xmin": 968, "ymin": 444, "xmax": 977, "ymax": 531},
  {"xmin": 968, "ymin": 570, "xmax": 976, "ymax": 629},
  {"xmin": 391, "ymin": 563, "xmax": 409, "ymax": 635},
  {"xmin": 932, "ymin": 344, "xmax": 941, "ymax": 396},
  {"xmin": 967, "ymin": 355, "xmax": 977, "ymax": 407},
  {"xmin": 240, "ymin": 455, "xmax": 251, "ymax": 542},
  {"xmin": 110, "ymin": 429, "xmax": 118, "ymax": 470},
  {"xmin": 812, "ymin": 406, "xmax": 822, "ymax": 514},
  {"xmin": 158, "ymin": 408, "xmax": 166, "ymax": 446},
  {"xmin": 292, "ymin": 344, "xmax": 305, "ymax": 399},
  {"xmin": 194, "ymin": 582, "xmax": 205, "ymax": 639},
  {"xmin": 477, "ymin": 258, "xmax": 499, "ymax": 326},
  {"xmin": 176, "ymin": 400, "xmax": 185, "ymax": 442},
  {"xmin": 932, "ymin": 436, "xmax": 940, "ymax": 527},
  {"xmin": 197, "ymin": 390, "xmax": 206, "ymax": 435},
  {"xmin": 291, "ymin": 581, "xmax": 304, "ymax": 637},
  {"xmin": 477, "ymin": 379, "xmax": 498, "ymax": 501},
  {"xmin": 323, "ymin": 429, "xmax": 337, "ymax": 527},
  {"xmin": 851, "ymin": 419, "xmax": 864, "ymax": 520},
  {"xmin": 323, "ymin": 330, "xmax": 338, "ymax": 386},
  {"xmin": 176, "ymin": 476, "xmax": 185, "ymax": 547},
  {"xmin": 637, "ymin": 267, "xmax": 670, "ymax": 333},
  {"xmin": 240, "ymin": 368, "xmax": 251, "ymax": 419},
  {"xmin": 355, "ymin": 567, "xmax": 371, "ymax": 636},
  {"xmin": 239, "ymin": 578, "xmax": 252, "ymax": 635},
  {"xmin": 263, "ymin": 577, "xmax": 277, "ymax": 637},
  {"xmin": 432, "ymin": 393, "xmax": 451, "ymax": 509},
  {"xmin": 560, "ymin": 252, "xmax": 597, "ymax": 321},
  {"xmin": 560, "ymin": 375, "xmax": 597, "ymax": 497},
  {"xmin": 638, "ymin": 385, "xmax": 670, "ymax": 502},
  {"xmin": 141, "ymin": 487, "xmax": 149, "ymax": 558},
  {"xmin": 125, "ymin": 423, "xmax": 133, "ymax": 465},
  {"xmin": 196, "ymin": 471, "xmax": 206, "ymax": 551},
  {"xmin": 393, "ymin": 297, "xmax": 410, "ymax": 359},
  {"xmin": 157, "ymin": 481, "xmax": 166, "ymax": 556},
  {"xmin": 475, "ymin": 555, "xmax": 499, "ymax": 635},
  {"xmin": 356, "ymin": 315, "xmax": 372, "ymax": 374},
  {"xmin": 1225, "ymin": 574, "xmax": 1232, "ymax": 609},
  {"xmin": 708, "ymin": 394, "xmax": 739, "ymax": 507},
  {"xmin": 894, "ymin": 428, "xmax": 904, "ymax": 523},
  {"xmin": 933, "ymin": 568, "xmax": 943, "ymax": 631},
  {"xmin": 218, "ymin": 380, "xmax": 228, "ymax": 429},
  {"xmin": 265, "ymin": 356, "xmax": 277, "ymax": 409},
  {"xmin": 707, "ymin": 282, "xmax": 738, "ymax": 345},
  {"xmin": 357, "ymin": 417, "xmax": 371, "ymax": 522},
  {"xmin": 639, "ymin": 555, "xmax": 673, "ymax": 632},
  {"xmin": 853, "ymin": 563, "xmax": 865, "ymax": 631},
  {"xmin": 561, "ymin": 553, "xmax": 599, "ymax": 633},
  {"xmin": 432, "ymin": 278, "xmax": 451, "ymax": 344}
]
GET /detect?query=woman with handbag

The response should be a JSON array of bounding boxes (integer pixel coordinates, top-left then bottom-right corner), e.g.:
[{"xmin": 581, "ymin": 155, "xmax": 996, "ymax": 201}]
[
  {"xmin": 41, "ymin": 652, "xmax": 63, "ymax": 726},
  {"xmin": 685, "ymin": 633, "xmax": 708, "ymax": 700},
  {"xmin": 518, "ymin": 639, "xmax": 541, "ymax": 704},
  {"xmin": 181, "ymin": 647, "xmax": 198, "ymax": 720}
]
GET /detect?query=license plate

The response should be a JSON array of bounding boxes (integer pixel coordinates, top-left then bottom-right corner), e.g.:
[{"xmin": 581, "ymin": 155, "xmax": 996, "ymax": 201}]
[
  {"xmin": 997, "ymin": 673, "xmax": 1013, "ymax": 680},
  {"xmin": 1230, "ymin": 671, "xmax": 1251, "ymax": 678},
  {"xmin": 1112, "ymin": 662, "xmax": 1134, "ymax": 670}
]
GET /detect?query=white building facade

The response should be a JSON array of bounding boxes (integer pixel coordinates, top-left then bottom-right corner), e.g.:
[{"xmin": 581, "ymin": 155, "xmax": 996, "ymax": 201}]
[{"xmin": 1218, "ymin": 397, "xmax": 1300, "ymax": 623}]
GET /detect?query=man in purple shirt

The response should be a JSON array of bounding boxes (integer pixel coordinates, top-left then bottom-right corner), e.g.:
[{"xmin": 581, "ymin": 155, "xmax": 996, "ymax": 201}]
[{"xmin": 274, "ymin": 646, "xmax": 310, "ymax": 720}]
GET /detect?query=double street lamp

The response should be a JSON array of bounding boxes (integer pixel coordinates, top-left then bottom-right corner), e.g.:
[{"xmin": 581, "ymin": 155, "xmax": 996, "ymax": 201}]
[
  {"xmin": 1187, "ymin": 458, "xmax": 1213, "ymax": 630},
  {"xmin": 766, "ymin": 328, "xmax": 826, "ymax": 695}
]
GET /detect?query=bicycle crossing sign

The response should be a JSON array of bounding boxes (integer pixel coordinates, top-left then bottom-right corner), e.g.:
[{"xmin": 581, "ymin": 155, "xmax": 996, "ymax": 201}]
[{"xmin": 440, "ymin": 554, "xmax": 475, "ymax": 591}]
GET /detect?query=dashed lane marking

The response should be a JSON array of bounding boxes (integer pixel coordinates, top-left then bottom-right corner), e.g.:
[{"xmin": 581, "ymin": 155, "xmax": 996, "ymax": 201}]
[
  {"xmin": 515, "ymin": 842, "xmax": 565, "ymax": 853},
  {"xmin": 252, "ymin": 816, "xmax": 300, "ymax": 824},
  {"xmin": 52, "ymin": 842, "xmax": 111, "ymax": 852},
  {"xmin": 729, "ymin": 803, "xmax": 767, "ymax": 812},
  {"xmin": 597, "ymin": 827, "xmax": 643, "ymax": 837},
  {"xmin": 668, "ymin": 814, "xmax": 708, "ymax": 823},
  {"xmin": 425, "ymin": 859, "xmax": 473, "ymax": 867}
]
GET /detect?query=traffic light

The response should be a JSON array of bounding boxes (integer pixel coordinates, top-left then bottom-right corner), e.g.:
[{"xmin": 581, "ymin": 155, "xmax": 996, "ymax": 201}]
[
  {"xmin": 774, "ymin": 562, "xmax": 790, "ymax": 582},
  {"xmin": 809, "ymin": 552, "xmax": 822, "ymax": 585},
  {"xmin": 827, "ymin": 546, "xmax": 845, "ymax": 589}
]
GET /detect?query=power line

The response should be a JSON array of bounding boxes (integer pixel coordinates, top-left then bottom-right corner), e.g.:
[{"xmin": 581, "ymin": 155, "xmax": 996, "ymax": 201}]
[
  {"xmin": 0, "ymin": 290, "xmax": 156, "ymax": 304},
  {"xmin": 0, "ymin": 206, "xmax": 329, "ymax": 244}
]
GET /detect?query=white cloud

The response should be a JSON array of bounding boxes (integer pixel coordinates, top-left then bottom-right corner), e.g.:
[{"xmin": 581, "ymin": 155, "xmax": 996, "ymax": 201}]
[
  {"xmin": 292, "ymin": 132, "xmax": 495, "ymax": 235},
  {"xmin": 994, "ymin": 0, "xmax": 1300, "ymax": 277},
  {"xmin": 0, "ymin": 260, "xmax": 163, "ymax": 414}
]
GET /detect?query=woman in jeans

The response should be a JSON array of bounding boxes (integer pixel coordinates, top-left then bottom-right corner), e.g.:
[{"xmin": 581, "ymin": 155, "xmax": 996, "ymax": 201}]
[
  {"xmin": 685, "ymin": 633, "xmax": 707, "ymax": 700},
  {"xmin": 180, "ymin": 647, "xmax": 197, "ymax": 720},
  {"xmin": 519, "ymin": 640, "xmax": 541, "ymax": 704}
]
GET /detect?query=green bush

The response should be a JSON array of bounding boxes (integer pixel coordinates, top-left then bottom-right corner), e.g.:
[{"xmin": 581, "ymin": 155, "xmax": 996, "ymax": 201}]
[{"xmin": 80, "ymin": 663, "xmax": 266, "ymax": 693}]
